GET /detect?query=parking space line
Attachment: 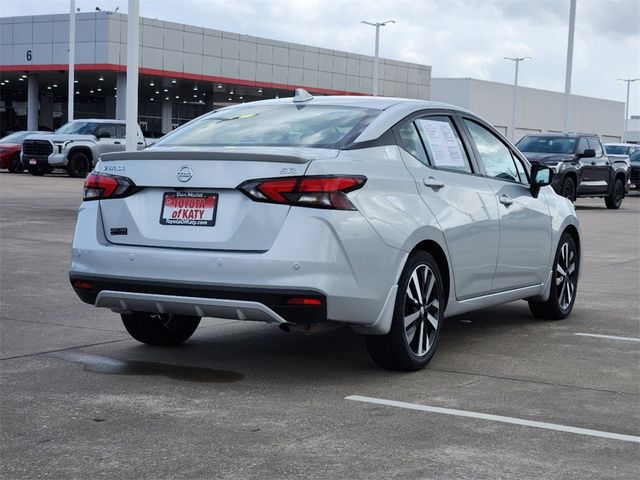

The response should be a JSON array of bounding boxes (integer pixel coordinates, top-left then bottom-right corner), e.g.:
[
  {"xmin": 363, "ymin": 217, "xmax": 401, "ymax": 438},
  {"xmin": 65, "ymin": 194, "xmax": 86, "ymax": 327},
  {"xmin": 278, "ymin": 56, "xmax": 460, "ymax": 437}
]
[
  {"xmin": 345, "ymin": 395, "xmax": 640, "ymax": 444},
  {"xmin": 574, "ymin": 333, "xmax": 640, "ymax": 343}
]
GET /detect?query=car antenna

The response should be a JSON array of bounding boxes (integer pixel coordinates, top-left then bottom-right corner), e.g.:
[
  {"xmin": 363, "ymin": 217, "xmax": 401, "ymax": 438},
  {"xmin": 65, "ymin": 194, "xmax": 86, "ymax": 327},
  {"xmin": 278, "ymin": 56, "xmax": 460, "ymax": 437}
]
[{"xmin": 293, "ymin": 88, "xmax": 313, "ymax": 103}]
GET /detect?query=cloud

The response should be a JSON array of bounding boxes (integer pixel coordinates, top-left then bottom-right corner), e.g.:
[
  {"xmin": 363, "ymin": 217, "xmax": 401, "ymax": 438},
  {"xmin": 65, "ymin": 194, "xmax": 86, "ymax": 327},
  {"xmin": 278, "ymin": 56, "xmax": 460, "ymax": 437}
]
[{"xmin": 1, "ymin": 0, "xmax": 638, "ymax": 106}]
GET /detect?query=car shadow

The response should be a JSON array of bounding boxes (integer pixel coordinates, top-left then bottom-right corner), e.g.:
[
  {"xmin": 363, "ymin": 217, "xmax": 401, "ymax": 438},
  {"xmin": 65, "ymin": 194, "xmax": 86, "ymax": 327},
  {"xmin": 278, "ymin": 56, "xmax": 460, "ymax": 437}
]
[{"xmin": 72, "ymin": 301, "xmax": 549, "ymax": 387}]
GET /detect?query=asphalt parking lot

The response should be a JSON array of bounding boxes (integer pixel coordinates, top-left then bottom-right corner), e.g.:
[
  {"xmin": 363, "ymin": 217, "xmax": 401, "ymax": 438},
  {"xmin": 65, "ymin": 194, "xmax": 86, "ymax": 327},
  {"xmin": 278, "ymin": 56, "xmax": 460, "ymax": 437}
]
[{"xmin": 1, "ymin": 172, "xmax": 638, "ymax": 479}]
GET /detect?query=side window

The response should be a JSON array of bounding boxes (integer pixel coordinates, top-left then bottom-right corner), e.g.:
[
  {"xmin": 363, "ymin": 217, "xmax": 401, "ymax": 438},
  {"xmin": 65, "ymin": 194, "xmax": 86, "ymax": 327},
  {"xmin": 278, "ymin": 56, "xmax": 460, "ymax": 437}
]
[
  {"xmin": 463, "ymin": 119, "xmax": 522, "ymax": 182},
  {"xmin": 587, "ymin": 138, "xmax": 603, "ymax": 157},
  {"xmin": 414, "ymin": 116, "xmax": 472, "ymax": 173},
  {"xmin": 96, "ymin": 124, "xmax": 116, "ymax": 138},
  {"xmin": 577, "ymin": 137, "xmax": 589, "ymax": 154},
  {"xmin": 116, "ymin": 124, "xmax": 127, "ymax": 138},
  {"xmin": 397, "ymin": 121, "xmax": 429, "ymax": 165}
]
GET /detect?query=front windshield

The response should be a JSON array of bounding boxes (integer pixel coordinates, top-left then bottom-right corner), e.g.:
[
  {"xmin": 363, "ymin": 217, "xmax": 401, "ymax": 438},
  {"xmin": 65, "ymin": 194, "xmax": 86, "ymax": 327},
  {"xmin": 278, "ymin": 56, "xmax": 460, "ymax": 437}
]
[
  {"xmin": 516, "ymin": 136, "xmax": 578, "ymax": 154},
  {"xmin": 55, "ymin": 121, "xmax": 98, "ymax": 135},
  {"xmin": 605, "ymin": 145, "xmax": 630, "ymax": 155},
  {"xmin": 0, "ymin": 131, "xmax": 30, "ymax": 144},
  {"xmin": 154, "ymin": 104, "xmax": 380, "ymax": 148}
]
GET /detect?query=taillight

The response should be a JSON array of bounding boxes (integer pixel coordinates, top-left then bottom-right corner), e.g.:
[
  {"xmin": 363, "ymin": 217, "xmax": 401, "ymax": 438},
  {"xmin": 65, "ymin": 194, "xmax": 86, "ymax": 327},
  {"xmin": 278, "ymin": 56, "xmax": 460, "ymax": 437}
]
[
  {"xmin": 83, "ymin": 172, "xmax": 139, "ymax": 201},
  {"xmin": 238, "ymin": 175, "xmax": 366, "ymax": 210}
]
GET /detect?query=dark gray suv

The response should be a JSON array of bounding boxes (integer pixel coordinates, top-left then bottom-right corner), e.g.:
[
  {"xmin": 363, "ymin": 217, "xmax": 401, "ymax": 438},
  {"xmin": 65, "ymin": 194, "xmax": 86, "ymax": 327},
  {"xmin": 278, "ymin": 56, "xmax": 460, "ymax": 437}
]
[{"xmin": 516, "ymin": 133, "xmax": 630, "ymax": 209}]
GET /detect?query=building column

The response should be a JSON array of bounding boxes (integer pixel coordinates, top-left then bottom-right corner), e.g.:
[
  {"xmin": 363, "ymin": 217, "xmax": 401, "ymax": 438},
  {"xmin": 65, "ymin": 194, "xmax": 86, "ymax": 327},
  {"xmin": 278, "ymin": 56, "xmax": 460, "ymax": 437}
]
[
  {"xmin": 116, "ymin": 73, "xmax": 127, "ymax": 120},
  {"xmin": 39, "ymin": 91, "xmax": 54, "ymax": 130},
  {"xmin": 161, "ymin": 100, "xmax": 172, "ymax": 134},
  {"xmin": 27, "ymin": 75, "xmax": 39, "ymax": 131}
]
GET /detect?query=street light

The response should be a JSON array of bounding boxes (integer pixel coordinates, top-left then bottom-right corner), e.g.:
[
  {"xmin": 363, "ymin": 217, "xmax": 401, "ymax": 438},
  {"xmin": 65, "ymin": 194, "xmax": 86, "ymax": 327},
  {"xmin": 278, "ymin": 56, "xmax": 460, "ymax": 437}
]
[
  {"xmin": 562, "ymin": 0, "xmax": 577, "ymax": 133},
  {"xmin": 504, "ymin": 57, "xmax": 531, "ymax": 142},
  {"xmin": 68, "ymin": 0, "xmax": 76, "ymax": 122},
  {"xmin": 361, "ymin": 20, "xmax": 395, "ymax": 96},
  {"xmin": 618, "ymin": 78, "xmax": 639, "ymax": 142}
]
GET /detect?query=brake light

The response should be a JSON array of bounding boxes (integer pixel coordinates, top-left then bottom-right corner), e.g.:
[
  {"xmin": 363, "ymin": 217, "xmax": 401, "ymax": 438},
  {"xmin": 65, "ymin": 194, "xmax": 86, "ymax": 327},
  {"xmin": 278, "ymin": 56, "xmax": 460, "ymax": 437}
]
[
  {"xmin": 238, "ymin": 175, "xmax": 366, "ymax": 210},
  {"xmin": 287, "ymin": 297, "xmax": 322, "ymax": 306},
  {"xmin": 72, "ymin": 281, "xmax": 93, "ymax": 290},
  {"xmin": 83, "ymin": 172, "xmax": 139, "ymax": 201}
]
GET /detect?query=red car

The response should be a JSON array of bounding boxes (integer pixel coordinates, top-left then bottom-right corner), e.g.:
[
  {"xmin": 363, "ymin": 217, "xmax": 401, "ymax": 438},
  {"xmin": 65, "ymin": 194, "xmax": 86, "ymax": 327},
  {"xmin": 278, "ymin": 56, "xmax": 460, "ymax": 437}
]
[{"xmin": 0, "ymin": 131, "xmax": 50, "ymax": 173}]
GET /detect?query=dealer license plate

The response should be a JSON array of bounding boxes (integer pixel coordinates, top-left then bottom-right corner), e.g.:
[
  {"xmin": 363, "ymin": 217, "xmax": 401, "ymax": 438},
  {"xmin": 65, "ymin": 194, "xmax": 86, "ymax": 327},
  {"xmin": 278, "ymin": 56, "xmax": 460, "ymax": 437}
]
[
  {"xmin": 29, "ymin": 159, "xmax": 37, "ymax": 165},
  {"xmin": 159, "ymin": 192, "xmax": 217, "ymax": 226}
]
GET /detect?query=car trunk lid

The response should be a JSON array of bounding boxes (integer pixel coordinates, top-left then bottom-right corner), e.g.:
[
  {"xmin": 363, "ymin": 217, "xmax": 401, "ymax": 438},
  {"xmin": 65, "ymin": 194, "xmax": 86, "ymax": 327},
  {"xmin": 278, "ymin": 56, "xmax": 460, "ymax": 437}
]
[{"xmin": 97, "ymin": 147, "xmax": 339, "ymax": 251}]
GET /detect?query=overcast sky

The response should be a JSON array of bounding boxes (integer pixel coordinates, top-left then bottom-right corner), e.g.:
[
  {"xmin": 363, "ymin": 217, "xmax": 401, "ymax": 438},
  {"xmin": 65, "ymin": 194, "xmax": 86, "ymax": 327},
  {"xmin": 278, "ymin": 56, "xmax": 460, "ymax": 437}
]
[{"xmin": 2, "ymin": 0, "xmax": 638, "ymax": 112}]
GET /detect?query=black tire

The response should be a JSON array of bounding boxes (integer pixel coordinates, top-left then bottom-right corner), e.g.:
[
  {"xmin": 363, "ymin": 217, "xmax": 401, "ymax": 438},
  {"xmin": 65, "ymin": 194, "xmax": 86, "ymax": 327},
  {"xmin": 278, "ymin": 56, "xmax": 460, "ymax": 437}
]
[
  {"xmin": 28, "ymin": 166, "xmax": 45, "ymax": 176},
  {"xmin": 561, "ymin": 177, "xmax": 576, "ymax": 202},
  {"xmin": 121, "ymin": 312, "xmax": 201, "ymax": 346},
  {"xmin": 528, "ymin": 232, "xmax": 579, "ymax": 320},
  {"xmin": 605, "ymin": 177, "xmax": 624, "ymax": 209},
  {"xmin": 365, "ymin": 251, "xmax": 445, "ymax": 371},
  {"xmin": 8, "ymin": 154, "xmax": 23, "ymax": 173},
  {"xmin": 66, "ymin": 151, "xmax": 91, "ymax": 178}
]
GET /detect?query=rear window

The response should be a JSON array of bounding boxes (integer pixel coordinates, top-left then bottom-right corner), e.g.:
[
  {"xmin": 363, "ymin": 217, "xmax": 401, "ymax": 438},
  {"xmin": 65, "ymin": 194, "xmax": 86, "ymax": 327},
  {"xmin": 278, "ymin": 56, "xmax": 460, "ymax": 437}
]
[
  {"xmin": 516, "ymin": 136, "xmax": 577, "ymax": 154},
  {"xmin": 154, "ymin": 104, "xmax": 380, "ymax": 149}
]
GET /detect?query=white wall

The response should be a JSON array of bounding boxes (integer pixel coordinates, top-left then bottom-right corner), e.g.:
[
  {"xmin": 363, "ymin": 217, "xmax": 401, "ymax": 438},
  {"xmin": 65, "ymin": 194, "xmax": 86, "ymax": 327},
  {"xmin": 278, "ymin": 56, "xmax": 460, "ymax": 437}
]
[{"xmin": 431, "ymin": 78, "xmax": 625, "ymax": 142}]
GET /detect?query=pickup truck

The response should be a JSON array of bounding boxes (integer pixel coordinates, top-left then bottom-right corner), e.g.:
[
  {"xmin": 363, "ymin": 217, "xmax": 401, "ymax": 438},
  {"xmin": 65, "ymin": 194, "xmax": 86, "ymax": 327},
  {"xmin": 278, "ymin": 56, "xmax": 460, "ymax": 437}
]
[
  {"xmin": 516, "ymin": 133, "xmax": 630, "ymax": 209},
  {"xmin": 21, "ymin": 119, "xmax": 148, "ymax": 177}
]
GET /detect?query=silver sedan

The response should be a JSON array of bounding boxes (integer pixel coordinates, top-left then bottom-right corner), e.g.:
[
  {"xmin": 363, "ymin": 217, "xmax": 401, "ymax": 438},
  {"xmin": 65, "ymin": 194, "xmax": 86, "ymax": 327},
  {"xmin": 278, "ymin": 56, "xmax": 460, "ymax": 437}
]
[{"xmin": 70, "ymin": 91, "xmax": 581, "ymax": 371}]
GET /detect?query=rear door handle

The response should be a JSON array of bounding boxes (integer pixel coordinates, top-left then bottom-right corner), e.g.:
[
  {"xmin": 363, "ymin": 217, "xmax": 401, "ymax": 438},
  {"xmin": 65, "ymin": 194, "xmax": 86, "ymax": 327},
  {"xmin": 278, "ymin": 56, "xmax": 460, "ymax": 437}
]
[
  {"xmin": 113, "ymin": 141, "xmax": 121, "ymax": 144},
  {"xmin": 498, "ymin": 194, "xmax": 514, "ymax": 206},
  {"xmin": 423, "ymin": 176, "xmax": 445, "ymax": 189}
]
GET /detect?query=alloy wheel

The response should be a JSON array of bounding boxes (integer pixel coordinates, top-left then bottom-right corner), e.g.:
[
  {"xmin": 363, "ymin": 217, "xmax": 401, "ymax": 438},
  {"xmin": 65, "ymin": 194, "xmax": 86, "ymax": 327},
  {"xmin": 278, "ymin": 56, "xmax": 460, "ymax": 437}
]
[
  {"xmin": 403, "ymin": 264, "xmax": 441, "ymax": 357},
  {"xmin": 555, "ymin": 242, "xmax": 577, "ymax": 310}
]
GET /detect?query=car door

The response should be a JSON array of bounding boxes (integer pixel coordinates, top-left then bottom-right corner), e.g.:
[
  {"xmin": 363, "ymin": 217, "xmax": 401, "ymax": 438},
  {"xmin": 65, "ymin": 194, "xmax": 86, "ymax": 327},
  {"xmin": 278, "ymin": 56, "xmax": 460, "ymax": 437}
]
[
  {"xmin": 587, "ymin": 137, "xmax": 611, "ymax": 193},
  {"xmin": 576, "ymin": 137, "xmax": 597, "ymax": 194},
  {"xmin": 459, "ymin": 116, "xmax": 552, "ymax": 292},
  {"xmin": 95, "ymin": 124, "xmax": 120, "ymax": 155},
  {"xmin": 115, "ymin": 124, "xmax": 146, "ymax": 150},
  {"xmin": 395, "ymin": 112, "xmax": 501, "ymax": 300},
  {"xmin": 115, "ymin": 124, "xmax": 127, "ymax": 152}
]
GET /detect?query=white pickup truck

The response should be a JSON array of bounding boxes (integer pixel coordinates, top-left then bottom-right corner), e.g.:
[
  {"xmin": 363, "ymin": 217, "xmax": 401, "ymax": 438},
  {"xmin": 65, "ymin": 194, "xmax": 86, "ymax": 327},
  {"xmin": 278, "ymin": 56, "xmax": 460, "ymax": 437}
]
[{"xmin": 22, "ymin": 119, "xmax": 148, "ymax": 177}]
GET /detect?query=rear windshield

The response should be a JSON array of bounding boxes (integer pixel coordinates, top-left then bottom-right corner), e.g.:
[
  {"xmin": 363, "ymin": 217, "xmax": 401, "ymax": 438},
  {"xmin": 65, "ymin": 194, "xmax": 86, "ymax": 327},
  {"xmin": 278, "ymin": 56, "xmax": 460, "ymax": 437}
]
[
  {"xmin": 154, "ymin": 104, "xmax": 380, "ymax": 149},
  {"xmin": 605, "ymin": 145, "xmax": 630, "ymax": 155},
  {"xmin": 516, "ymin": 136, "xmax": 577, "ymax": 154}
]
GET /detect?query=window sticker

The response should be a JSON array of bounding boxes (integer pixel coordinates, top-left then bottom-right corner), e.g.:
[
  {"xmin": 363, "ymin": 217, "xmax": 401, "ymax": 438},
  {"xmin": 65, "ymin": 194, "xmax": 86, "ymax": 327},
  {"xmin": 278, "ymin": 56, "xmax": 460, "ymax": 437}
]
[{"xmin": 417, "ymin": 119, "xmax": 466, "ymax": 168}]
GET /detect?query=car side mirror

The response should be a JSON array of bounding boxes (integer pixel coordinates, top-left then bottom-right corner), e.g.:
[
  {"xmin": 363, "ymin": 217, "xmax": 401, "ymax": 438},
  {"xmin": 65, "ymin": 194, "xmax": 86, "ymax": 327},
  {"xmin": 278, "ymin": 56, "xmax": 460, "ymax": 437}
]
[
  {"xmin": 578, "ymin": 148, "xmax": 595, "ymax": 158},
  {"xmin": 96, "ymin": 132, "xmax": 111, "ymax": 139},
  {"xmin": 530, "ymin": 164, "xmax": 553, "ymax": 198}
]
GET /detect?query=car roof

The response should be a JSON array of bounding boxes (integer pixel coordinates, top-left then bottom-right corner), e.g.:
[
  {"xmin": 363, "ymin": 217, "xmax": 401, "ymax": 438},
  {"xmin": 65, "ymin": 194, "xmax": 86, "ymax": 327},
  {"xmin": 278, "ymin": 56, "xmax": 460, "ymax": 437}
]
[
  {"xmin": 524, "ymin": 132, "xmax": 596, "ymax": 138},
  {"xmin": 213, "ymin": 94, "xmax": 470, "ymax": 113},
  {"xmin": 68, "ymin": 119, "xmax": 125, "ymax": 124},
  {"xmin": 604, "ymin": 142, "xmax": 637, "ymax": 147}
]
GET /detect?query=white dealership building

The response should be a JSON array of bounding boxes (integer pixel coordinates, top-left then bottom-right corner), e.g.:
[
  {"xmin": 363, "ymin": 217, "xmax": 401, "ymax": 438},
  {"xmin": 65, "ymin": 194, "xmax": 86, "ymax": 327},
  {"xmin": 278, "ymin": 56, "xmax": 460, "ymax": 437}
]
[{"xmin": 0, "ymin": 11, "xmax": 430, "ymax": 135}]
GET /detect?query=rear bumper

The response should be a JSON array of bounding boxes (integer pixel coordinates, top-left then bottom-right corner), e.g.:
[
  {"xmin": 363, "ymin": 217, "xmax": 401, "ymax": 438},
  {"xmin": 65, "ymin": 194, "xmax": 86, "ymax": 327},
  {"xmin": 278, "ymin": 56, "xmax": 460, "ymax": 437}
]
[
  {"xmin": 70, "ymin": 200, "xmax": 404, "ymax": 328},
  {"xmin": 70, "ymin": 274, "xmax": 326, "ymax": 324}
]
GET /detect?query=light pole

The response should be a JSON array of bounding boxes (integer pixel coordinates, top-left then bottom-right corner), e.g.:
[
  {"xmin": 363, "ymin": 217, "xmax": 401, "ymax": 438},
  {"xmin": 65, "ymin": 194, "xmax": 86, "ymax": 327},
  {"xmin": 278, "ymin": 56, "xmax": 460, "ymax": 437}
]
[
  {"xmin": 504, "ymin": 56, "xmax": 531, "ymax": 142},
  {"xmin": 126, "ymin": 0, "xmax": 140, "ymax": 151},
  {"xmin": 562, "ymin": 0, "xmax": 577, "ymax": 133},
  {"xmin": 361, "ymin": 20, "xmax": 395, "ymax": 96},
  {"xmin": 618, "ymin": 78, "xmax": 639, "ymax": 142},
  {"xmin": 68, "ymin": 0, "xmax": 75, "ymax": 122}
]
